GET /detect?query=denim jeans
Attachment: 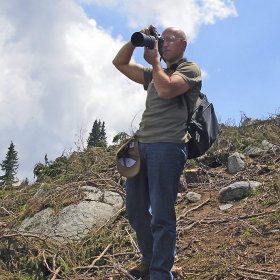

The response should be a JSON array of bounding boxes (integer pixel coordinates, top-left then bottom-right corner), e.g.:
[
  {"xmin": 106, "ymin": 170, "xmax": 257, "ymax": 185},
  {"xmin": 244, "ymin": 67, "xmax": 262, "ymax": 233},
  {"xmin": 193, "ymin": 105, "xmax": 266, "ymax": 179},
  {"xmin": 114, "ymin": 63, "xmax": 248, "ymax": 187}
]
[{"xmin": 126, "ymin": 142, "xmax": 188, "ymax": 280}]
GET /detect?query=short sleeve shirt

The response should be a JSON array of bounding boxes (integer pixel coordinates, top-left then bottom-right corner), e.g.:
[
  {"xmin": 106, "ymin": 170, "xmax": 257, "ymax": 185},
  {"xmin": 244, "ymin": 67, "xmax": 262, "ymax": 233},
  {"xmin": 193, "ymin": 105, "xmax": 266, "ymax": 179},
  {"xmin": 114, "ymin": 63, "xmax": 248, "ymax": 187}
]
[{"xmin": 134, "ymin": 58, "xmax": 202, "ymax": 143}]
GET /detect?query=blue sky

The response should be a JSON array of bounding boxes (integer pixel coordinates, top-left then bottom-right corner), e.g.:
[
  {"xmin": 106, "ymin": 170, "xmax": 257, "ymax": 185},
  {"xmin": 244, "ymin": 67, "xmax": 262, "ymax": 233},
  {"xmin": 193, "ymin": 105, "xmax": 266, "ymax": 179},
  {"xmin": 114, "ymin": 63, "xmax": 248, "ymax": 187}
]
[{"xmin": 0, "ymin": 0, "xmax": 279, "ymax": 182}]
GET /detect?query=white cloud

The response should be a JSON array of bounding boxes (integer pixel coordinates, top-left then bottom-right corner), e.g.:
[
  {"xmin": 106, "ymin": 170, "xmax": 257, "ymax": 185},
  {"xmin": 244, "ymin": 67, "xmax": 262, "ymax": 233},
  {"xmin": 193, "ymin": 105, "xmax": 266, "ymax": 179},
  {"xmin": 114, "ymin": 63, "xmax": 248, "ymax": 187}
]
[
  {"xmin": 0, "ymin": 0, "xmax": 144, "ymax": 181},
  {"xmin": 78, "ymin": 0, "xmax": 237, "ymax": 41},
  {"xmin": 0, "ymin": 0, "xmax": 236, "ymax": 181}
]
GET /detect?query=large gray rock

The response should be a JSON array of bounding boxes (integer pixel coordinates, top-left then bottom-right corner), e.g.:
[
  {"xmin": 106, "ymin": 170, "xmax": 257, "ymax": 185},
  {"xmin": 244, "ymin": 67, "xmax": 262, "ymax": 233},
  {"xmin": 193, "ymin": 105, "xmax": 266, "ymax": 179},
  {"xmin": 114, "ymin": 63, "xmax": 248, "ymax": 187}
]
[
  {"xmin": 18, "ymin": 186, "xmax": 123, "ymax": 242},
  {"xmin": 245, "ymin": 140, "xmax": 279, "ymax": 157},
  {"xmin": 227, "ymin": 152, "xmax": 246, "ymax": 174},
  {"xmin": 218, "ymin": 181, "xmax": 261, "ymax": 202}
]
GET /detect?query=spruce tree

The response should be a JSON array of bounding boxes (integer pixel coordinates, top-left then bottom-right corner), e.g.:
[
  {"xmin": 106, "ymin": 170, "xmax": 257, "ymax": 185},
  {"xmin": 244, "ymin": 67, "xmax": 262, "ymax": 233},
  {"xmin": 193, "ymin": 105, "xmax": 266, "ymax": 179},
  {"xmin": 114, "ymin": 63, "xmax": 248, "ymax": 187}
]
[
  {"xmin": 0, "ymin": 142, "xmax": 19, "ymax": 186},
  {"xmin": 99, "ymin": 121, "xmax": 107, "ymax": 146},
  {"xmin": 87, "ymin": 119, "xmax": 107, "ymax": 148}
]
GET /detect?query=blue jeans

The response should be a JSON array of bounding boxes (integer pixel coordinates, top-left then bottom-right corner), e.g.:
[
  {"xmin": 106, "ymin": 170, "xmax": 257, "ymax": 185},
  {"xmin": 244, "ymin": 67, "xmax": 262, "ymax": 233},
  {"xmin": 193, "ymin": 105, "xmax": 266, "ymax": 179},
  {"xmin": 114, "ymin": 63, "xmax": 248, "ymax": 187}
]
[{"xmin": 126, "ymin": 142, "xmax": 188, "ymax": 280}]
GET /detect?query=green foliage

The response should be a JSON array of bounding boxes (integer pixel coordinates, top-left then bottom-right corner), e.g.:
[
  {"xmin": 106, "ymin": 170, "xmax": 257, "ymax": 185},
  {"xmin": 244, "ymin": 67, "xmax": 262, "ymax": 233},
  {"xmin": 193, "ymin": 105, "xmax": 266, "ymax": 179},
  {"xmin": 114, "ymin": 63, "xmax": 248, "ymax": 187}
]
[
  {"xmin": 112, "ymin": 132, "xmax": 130, "ymax": 145},
  {"xmin": 242, "ymin": 229, "xmax": 251, "ymax": 239},
  {"xmin": 0, "ymin": 184, "xmax": 38, "ymax": 217},
  {"xmin": 33, "ymin": 155, "xmax": 69, "ymax": 183},
  {"xmin": 33, "ymin": 146, "xmax": 117, "ymax": 184},
  {"xmin": 1, "ymin": 113, "xmax": 279, "ymax": 279},
  {"xmin": 87, "ymin": 119, "xmax": 107, "ymax": 148},
  {"xmin": 0, "ymin": 142, "xmax": 19, "ymax": 187},
  {"xmin": 0, "ymin": 237, "xmax": 45, "ymax": 279},
  {"xmin": 22, "ymin": 185, "xmax": 86, "ymax": 219},
  {"xmin": 0, "ymin": 233, "xmax": 76, "ymax": 279},
  {"xmin": 206, "ymin": 113, "xmax": 280, "ymax": 164}
]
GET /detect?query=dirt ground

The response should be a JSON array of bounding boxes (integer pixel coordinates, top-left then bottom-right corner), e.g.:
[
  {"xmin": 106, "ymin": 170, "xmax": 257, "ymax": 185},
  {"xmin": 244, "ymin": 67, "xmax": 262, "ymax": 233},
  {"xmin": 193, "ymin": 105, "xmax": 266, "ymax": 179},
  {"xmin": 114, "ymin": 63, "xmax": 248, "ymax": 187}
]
[
  {"xmin": 90, "ymin": 150, "xmax": 280, "ymax": 280},
  {"xmin": 172, "ymin": 151, "xmax": 280, "ymax": 279},
  {"xmin": 1, "ymin": 146, "xmax": 279, "ymax": 280}
]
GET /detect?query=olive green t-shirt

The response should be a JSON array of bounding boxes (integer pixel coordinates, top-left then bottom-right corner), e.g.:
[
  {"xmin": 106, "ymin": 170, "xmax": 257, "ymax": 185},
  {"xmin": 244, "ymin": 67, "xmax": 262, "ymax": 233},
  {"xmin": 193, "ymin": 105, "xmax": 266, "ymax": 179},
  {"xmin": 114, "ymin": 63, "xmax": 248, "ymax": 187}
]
[{"xmin": 134, "ymin": 58, "xmax": 202, "ymax": 144}]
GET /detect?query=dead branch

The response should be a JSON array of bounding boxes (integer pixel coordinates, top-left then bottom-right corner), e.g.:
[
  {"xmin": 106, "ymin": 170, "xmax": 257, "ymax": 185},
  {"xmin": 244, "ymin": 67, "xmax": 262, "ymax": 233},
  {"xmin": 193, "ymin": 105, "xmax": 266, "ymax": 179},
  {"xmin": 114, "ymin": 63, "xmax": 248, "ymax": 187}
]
[
  {"xmin": 0, "ymin": 206, "xmax": 17, "ymax": 218},
  {"xmin": 177, "ymin": 198, "xmax": 210, "ymax": 221},
  {"xmin": 107, "ymin": 260, "xmax": 136, "ymax": 280},
  {"xmin": 233, "ymin": 271, "xmax": 266, "ymax": 280},
  {"xmin": 75, "ymin": 243, "xmax": 112, "ymax": 270},
  {"xmin": 0, "ymin": 231, "xmax": 47, "ymax": 241},
  {"xmin": 238, "ymin": 266, "xmax": 280, "ymax": 278},
  {"xmin": 50, "ymin": 267, "xmax": 61, "ymax": 280},
  {"xmin": 43, "ymin": 250, "xmax": 62, "ymax": 279},
  {"xmin": 91, "ymin": 243, "xmax": 112, "ymax": 267},
  {"xmin": 238, "ymin": 208, "xmax": 280, "ymax": 219},
  {"xmin": 125, "ymin": 226, "xmax": 139, "ymax": 252}
]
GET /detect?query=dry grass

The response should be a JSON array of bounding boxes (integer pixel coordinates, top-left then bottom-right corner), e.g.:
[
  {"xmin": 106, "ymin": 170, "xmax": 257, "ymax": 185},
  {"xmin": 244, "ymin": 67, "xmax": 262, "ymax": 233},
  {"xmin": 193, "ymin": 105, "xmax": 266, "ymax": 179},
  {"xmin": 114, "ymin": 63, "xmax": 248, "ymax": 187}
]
[{"xmin": 0, "ymin": 113, "xmax": 280, "ymax": 279}]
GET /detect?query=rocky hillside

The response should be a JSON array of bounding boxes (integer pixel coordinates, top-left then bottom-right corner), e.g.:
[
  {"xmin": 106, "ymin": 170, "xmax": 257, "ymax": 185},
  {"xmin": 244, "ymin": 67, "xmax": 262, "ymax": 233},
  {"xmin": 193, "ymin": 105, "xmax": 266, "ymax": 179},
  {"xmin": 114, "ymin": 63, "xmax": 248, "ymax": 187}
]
[{"xmin": 0, "ymin": 113, "xmax": 280, "ymax": 279}]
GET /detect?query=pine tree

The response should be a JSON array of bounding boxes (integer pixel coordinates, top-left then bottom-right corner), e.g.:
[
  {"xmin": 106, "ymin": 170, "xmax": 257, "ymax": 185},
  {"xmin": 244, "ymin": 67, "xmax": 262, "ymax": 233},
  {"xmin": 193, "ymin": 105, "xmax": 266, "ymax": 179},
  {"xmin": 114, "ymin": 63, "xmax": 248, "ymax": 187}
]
[
  {"xmin": 0, "ymin": 142, "xmax": 19, "ymax": 186},
  {"xmin": 87, "ymin": 119, "xmax": 107, "ymax": 148},
  {"xmin": 99, "ymin": 121, "xmax": 107, "ymax": 146}
]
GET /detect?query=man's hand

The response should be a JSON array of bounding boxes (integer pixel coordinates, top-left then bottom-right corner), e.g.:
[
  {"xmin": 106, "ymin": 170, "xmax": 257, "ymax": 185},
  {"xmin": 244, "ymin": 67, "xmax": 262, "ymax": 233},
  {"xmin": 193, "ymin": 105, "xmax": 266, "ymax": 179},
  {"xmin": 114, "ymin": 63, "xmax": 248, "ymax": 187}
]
[
  {"xmin": 144, "ymin": 40, "xmax": 161, "ymax": 67},
  {"xmin": 139, "ymin": 24, "xmax": 156, "ymax": 35}
]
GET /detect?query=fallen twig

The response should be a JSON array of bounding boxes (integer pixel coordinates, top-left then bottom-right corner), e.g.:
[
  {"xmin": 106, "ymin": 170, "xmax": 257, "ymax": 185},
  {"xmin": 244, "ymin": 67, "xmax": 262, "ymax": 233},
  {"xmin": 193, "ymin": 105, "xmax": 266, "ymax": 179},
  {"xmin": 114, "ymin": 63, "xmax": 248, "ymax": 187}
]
[
  {"xmin": 50, "ymin": 267, "xmax": 61, "ymax": 280},
  {"xmin": 91, "ymin": 243, "xmax": 112, "ymax": 267},
  {"xmin": 238, "ymin": 208, "xmax": 280, "ymax": 220},
  {"xmin": 177, "ymin": 198, "xmax": 210, "ymax": 221},
  {"xmin": 42, "ymin": 250, "xmax": 62, "ymax": 280},
  {"xmin": 75, "ymin": 243, "xmax": 112, "ymax": 270},
  {"xmin": 0, "ymin": 206, "xmax": 17, "ymax": 218},
  {"xmin": 125, "ymin": 226, "xmax": 139, "ymax": 252},
  {"xmin": 108, "ymin": 260, "xmax": 136, "ymax": 280},
  {"xmin": 234, "ymin": 271, "xmax": 266, "ymax": 280},
  {"xmin": 238, "ymin": 266, "xmax": 280, "ymax": 278}
]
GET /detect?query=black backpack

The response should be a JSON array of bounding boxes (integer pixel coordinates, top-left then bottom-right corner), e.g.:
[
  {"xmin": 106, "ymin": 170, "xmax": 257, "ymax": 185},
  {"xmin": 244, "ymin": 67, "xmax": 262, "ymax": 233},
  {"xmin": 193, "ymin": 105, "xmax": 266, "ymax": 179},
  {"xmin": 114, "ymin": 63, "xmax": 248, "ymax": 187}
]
[
  {"xmin": 183, "ymin": 93, "xmax": 220, "ymax": 159},
  {"xmin": 167, "ymin": 58, "xmax": 220, "ymax": 159}
]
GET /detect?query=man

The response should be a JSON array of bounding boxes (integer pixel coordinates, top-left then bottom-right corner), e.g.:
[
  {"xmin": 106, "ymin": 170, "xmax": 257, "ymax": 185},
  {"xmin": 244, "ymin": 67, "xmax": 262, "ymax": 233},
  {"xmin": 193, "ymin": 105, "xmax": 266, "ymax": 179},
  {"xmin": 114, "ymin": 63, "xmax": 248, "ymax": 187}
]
[{"xmin": 113, "ymin": 25, "xmax": 202, "ymax": 280}]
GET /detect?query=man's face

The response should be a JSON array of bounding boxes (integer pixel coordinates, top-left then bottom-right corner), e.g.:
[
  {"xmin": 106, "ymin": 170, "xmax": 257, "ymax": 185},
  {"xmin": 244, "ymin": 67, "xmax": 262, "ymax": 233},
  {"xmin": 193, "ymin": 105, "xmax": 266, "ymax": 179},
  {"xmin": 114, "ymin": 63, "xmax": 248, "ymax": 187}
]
[{"xmin": 161, "ymin": 29, "xmax": 186, "ymax": 63}]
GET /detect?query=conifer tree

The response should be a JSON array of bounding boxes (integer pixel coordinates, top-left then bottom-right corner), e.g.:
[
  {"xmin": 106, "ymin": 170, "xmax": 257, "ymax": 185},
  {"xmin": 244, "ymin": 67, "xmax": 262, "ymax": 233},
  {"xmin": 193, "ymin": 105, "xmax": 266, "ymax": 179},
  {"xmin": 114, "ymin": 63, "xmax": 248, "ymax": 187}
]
[
  {"xmin": 87, "ymin": 119, "xmax": 107, "ymax": 148},
  {"xmin": 99, "ymin": 121, "xmax": 107, "ymax": 145},
  {"xmin": 0, "ymin": 141, "xmax": 19, "ymax": 186}
]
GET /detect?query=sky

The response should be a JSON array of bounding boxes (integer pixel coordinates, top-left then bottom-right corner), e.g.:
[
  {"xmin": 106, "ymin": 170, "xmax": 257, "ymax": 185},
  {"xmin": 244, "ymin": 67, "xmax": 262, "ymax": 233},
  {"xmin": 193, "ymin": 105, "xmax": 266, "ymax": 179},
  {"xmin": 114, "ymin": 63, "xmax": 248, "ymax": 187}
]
[{"xmin": 1, "ymin": 0, "xmax": 280, "ymax": 182}]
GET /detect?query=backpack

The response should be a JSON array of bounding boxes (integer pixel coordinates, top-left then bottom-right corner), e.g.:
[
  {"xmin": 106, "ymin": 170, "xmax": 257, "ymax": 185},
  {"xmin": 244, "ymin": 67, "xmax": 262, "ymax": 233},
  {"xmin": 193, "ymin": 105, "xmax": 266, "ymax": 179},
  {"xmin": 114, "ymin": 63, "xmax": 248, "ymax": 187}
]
[
  {"xmin": 171, "ymin": 58, "xmax": 220, "ymax": 159},
  {"xmin": 183, "ymin": 92, "xmax": 220, "ymax": 159}
]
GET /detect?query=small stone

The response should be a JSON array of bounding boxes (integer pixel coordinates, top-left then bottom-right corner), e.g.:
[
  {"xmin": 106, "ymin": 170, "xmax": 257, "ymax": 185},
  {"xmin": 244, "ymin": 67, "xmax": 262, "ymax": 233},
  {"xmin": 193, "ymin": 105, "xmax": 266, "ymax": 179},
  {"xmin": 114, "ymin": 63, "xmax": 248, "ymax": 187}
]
[{"xmin": 219, "ymin": 204, "xmax": 233, "ymax": 210}]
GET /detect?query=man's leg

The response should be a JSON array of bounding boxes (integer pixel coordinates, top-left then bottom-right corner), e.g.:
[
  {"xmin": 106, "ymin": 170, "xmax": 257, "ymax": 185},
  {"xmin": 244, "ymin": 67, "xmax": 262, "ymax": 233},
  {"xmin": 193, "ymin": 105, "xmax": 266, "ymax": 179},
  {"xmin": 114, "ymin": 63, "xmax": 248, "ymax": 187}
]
[
  {"xmin": 146, "ymin": 142, "xmax": 188, "ymax": 280},
  {"xmin": 126, "ymin": 143, "xmax": 153, "ymax": 267}
]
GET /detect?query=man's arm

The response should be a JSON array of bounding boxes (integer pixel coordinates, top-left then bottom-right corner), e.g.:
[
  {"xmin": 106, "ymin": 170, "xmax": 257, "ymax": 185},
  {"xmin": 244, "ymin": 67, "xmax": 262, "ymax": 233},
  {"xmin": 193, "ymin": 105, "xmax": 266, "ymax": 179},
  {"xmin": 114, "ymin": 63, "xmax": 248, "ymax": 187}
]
[
  {"xmin": 112, "ymin": 41, "xmax": 145, "ymax": 85},
  {"xmin": 152, "ymin": 61, "xmax": 190, "ymax": 99},
  {"xmin": 144, "ymin": 41, "xmax": 190, "ymax": 99}
]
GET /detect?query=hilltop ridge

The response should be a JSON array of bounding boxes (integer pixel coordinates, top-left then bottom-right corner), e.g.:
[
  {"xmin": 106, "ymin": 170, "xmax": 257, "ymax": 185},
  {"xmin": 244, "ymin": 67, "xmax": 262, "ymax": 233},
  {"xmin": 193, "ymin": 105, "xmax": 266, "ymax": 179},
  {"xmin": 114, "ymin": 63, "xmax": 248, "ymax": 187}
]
[{"xmin": 0, "ymin": 113, "xmax": 280, "ymax": 279}]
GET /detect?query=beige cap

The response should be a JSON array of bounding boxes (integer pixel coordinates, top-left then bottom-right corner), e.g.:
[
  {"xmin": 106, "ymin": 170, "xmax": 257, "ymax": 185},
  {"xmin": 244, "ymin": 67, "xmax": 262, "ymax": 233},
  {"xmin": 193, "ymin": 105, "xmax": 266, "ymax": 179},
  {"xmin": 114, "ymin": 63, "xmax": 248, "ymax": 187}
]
[{"xmin": 116, "ymin": 138, "xmax": 140, "ymax": 178}]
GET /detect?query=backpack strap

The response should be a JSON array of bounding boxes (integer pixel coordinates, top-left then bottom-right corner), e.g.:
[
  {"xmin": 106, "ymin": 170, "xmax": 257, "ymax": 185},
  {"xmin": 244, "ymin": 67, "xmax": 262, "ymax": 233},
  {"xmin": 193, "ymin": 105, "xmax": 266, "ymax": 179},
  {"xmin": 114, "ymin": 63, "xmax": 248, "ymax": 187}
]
[
  {"xmin": 165, "ymin": 57, "xmax": 188, "ymax": 108},
  {"xmin": 168, "ymin": 57, "xmax": 204, "ymax": 122},
  {"xmin": 183, "ymin": 92, "xmax": 205, "ymax": 125}
]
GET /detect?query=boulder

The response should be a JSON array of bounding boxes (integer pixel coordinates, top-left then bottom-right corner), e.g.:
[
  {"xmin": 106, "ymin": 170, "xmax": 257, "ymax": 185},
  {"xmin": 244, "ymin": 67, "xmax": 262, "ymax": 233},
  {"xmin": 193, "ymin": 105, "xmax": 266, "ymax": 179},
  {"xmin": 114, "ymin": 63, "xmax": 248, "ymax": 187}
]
[
  {"xmin": 245, "ymin": 140, "xmax": 279, "ymax": 157},
  {"xmin": 218, "ymin": 181, "xmax": 261, "ymax": 202},
  {"xmin": 18, "ymin": 186, "xmax": 124, "ymax": 242},
  {"xmin": 227, "ymin": 152, "xmax": 246, "ymax": 174}
]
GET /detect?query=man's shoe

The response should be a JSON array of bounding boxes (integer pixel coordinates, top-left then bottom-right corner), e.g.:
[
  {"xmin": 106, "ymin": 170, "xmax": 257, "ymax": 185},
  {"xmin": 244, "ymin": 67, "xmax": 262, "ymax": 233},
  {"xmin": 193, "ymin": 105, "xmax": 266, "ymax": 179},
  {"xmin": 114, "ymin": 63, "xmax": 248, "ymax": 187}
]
[{"xmin": 127, "ymin": 263, "xmax": 150, "ymax": 278}]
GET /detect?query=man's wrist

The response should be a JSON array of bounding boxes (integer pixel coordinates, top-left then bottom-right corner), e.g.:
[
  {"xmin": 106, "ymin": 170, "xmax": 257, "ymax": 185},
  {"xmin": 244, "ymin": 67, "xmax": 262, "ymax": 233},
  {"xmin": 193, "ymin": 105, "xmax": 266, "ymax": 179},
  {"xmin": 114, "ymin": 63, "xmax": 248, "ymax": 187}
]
[{"xmin": 151, "ymin": 58, "xmax": 162, "ymax": 71}]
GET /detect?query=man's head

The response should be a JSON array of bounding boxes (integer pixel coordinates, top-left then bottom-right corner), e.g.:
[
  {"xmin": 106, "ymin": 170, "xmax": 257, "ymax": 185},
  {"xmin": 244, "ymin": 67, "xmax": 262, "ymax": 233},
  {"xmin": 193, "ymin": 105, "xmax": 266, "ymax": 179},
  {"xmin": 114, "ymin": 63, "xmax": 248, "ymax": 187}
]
[{"xmin": 161, "ymin": 27, "xmax": 187, "ymax": 66}]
